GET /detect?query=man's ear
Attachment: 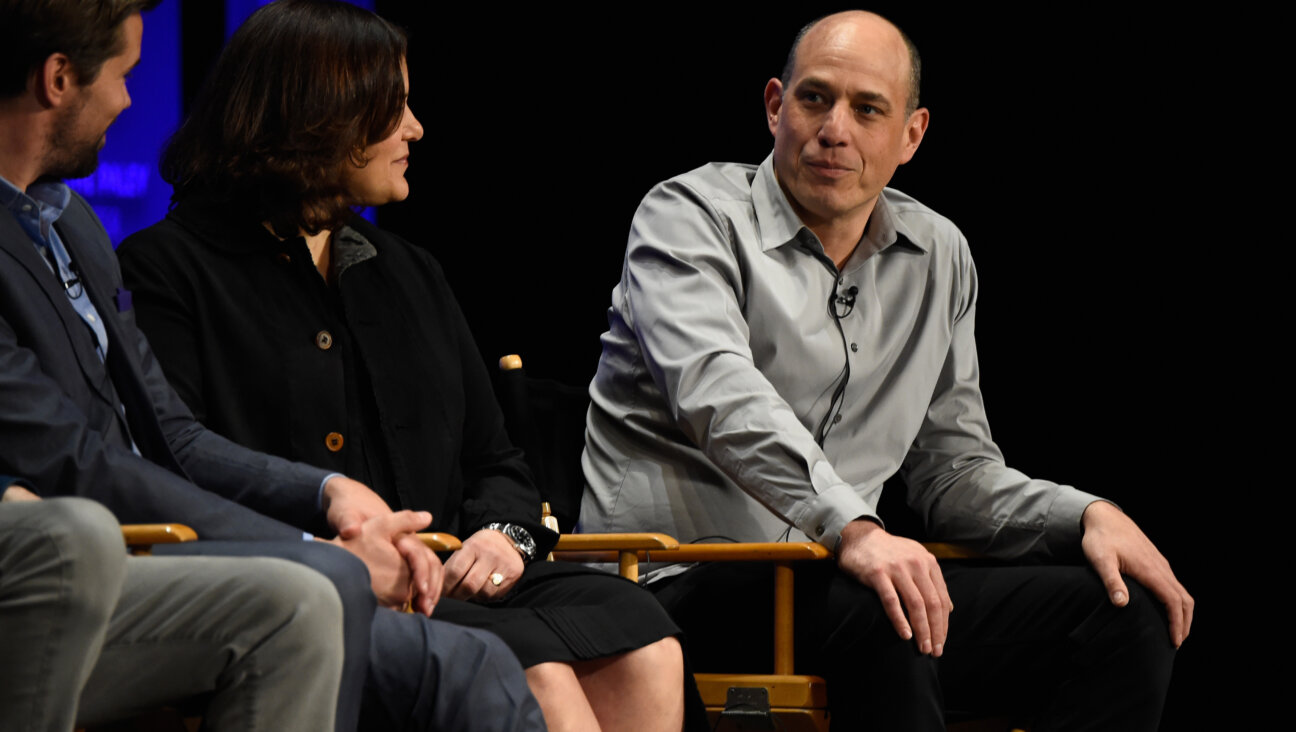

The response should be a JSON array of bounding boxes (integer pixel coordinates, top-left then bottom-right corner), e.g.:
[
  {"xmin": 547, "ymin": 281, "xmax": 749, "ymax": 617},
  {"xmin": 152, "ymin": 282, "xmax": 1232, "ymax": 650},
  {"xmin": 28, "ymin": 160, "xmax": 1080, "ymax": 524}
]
[
  {"xmin": 898, "ymin": 107, "xmax": 930, "ymax": 165},
  {"xmin": 764, "ymin": 77, "xmax": 784, "ymax": 138},
  {"xmin": 33, "ymin": 53, "xmax": 76, "ymax": 108}
]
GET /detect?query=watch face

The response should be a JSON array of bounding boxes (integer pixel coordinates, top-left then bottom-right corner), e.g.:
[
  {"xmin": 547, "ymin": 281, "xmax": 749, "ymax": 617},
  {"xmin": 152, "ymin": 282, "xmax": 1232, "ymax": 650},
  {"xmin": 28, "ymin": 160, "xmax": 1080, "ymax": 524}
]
[{"xmin": 504, "ymin": 525, "xmax": 536, "ymax": 559}]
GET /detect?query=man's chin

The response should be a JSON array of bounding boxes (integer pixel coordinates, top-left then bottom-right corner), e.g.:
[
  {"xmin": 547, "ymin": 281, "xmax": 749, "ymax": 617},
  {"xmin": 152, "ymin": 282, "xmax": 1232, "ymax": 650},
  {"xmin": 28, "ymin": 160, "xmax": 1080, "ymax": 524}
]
[
  {"xmin": 59, "ymin": 160, "xmax": 101, "ymax": 182},
  {"xmin": 44, "ymin": 149, "xmax": 101, "ymax": 182}
]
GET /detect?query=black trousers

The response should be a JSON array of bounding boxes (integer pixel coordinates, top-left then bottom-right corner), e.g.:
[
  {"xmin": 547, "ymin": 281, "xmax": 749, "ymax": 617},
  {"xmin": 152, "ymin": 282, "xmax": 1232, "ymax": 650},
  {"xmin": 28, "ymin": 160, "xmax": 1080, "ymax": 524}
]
[{"xmin": 651, "ymin": 561, "xmax": 1176, "ymax": 732}]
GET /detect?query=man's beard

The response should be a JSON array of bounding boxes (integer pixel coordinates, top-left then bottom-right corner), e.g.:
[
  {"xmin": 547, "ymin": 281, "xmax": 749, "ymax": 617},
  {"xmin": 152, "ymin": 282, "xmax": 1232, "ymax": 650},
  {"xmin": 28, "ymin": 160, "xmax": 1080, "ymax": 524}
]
[{"xmin": 43, "ymin": 97, "xmax": 103, "ymax": 181}]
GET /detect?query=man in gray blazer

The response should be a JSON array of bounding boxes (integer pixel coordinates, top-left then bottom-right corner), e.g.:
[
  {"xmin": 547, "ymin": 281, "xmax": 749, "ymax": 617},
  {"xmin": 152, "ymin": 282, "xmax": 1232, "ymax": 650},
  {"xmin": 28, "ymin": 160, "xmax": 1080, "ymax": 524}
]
[{"xmin": 0, "ymin": 3, "xmax": 543, "ymax": 730}]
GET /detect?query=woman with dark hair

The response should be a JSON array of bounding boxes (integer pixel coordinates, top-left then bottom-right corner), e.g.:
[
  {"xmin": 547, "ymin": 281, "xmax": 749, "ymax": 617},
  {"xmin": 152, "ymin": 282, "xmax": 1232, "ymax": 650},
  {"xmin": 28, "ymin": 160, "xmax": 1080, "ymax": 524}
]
[{"xmin": 118, "ymin": 2, "xmax": 691, "ymax": 730}]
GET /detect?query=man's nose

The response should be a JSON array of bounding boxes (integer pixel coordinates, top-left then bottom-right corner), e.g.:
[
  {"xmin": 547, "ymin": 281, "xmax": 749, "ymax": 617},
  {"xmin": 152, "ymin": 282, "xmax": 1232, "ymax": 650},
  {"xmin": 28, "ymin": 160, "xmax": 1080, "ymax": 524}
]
[{"xmin": 817, "ymin": 103, "xmax": 849, "ymax": 146}]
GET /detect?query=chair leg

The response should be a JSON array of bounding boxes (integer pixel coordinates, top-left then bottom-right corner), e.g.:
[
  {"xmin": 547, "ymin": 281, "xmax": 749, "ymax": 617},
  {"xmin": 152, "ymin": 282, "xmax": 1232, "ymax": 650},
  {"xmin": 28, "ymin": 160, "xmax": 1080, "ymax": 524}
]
[{"xmin": 773, "ymin": 562, "xmax": 794, "ymax": 675}]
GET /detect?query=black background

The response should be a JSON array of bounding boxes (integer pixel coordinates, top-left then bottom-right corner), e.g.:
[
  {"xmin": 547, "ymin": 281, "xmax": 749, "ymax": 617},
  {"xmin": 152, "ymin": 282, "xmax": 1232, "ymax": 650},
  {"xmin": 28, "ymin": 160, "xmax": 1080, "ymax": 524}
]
[{"xmin": 180, "ymin": 3, "xmax": 1253, "ymax": 726}]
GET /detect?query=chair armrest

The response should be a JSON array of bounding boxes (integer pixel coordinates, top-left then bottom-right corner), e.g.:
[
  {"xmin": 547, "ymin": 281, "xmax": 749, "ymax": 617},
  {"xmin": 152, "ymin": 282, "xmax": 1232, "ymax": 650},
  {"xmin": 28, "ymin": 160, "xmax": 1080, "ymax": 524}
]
[
  {"xmin": 552, "ymin": 540, "xmax": 977, "ymax": 563},
  {"xmin": 553, "ymin": 532, "xmax": 679, "ymax": 552},
  {"xmin": 922, "ymin": 542, "xmax": 983, "ymax": 560},
  {"xmin": 120, "ymin": 523, "xmax": 197, "ymax": 556},
  {"xmin": 418, "ymin": 532, "xmax": 462, "ymax": 552},
  {"xmin": 550, "ymin": 533, "xmax": 680, "ymax": 581},
  {"xmin": 121, "ymin": 523, "xmax": 198, "ymax": 547},
  {"xmin": 666, "ymin": 542, "xmax": 832, "ymax": 562},
  {"xmin": 554, "ymin": 541, "xmax": 833, "ymax": 563},
  {"xmin": 667, "ymin": 541, "xmax": 978, "ymax": 562}
]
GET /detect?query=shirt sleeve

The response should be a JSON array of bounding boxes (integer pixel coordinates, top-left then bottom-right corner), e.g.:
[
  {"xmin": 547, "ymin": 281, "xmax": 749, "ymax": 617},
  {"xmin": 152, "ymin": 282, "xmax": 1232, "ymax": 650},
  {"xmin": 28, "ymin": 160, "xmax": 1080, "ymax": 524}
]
[
  {"xmin": 900, "ymin": 243, "xmax": 1101, "ymax": 558},
  {"xmin": 619, "ymin": 178, "xmax": 876, "ymax": 548}
]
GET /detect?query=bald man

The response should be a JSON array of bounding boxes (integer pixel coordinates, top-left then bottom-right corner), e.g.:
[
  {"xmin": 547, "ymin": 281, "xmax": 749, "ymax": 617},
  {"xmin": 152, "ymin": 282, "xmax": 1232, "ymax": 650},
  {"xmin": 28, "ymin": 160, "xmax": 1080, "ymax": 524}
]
[{"xmin": 582, "ymin": 11, "xmax": 1190, "ymax": 730}]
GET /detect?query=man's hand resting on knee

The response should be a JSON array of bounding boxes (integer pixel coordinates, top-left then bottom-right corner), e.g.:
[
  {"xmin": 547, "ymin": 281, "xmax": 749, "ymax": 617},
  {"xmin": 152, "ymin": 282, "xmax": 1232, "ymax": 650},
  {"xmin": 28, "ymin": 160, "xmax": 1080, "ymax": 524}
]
[
  {"xmin": 1081, "ymin": 500, "xmax": 1194, "ymax": 648},
  {"xmin": 837, "ymin": 519, "xmax": 953, "ymax": 657}
]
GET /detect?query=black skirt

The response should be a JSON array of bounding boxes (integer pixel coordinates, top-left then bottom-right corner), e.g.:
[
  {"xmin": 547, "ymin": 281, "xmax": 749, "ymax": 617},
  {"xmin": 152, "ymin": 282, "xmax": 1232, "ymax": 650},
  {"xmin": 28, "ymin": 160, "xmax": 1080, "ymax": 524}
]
[{"xmin": 431, "ymin": 561, "xmax": 679, "ymax": 667}]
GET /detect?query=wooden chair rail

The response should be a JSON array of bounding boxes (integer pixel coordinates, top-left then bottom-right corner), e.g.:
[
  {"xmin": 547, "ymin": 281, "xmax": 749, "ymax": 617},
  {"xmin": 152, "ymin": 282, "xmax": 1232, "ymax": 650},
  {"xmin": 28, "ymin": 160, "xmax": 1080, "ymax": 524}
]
[
  {"xmin": 550, "ymin": 540, "xmax": 833, "ymax": 564},
  {"xmin": 417, "ymin": 532, "xmax": 462, "ymax": 552},
  {"xmin": 552, "ymin": 532, "xmax": 678, "ymax": 551},
  {"xmin": 924, "ymin": 542, "xmax": 983, "ymax": 560},
  {"xmin": 120, "ymin": 523, "xmax": 199, "ymax": 545},
  {"xmin": 552, "ymin": 540, "xmax": 978, "ymax": 563},
  {"xmin": 121, "ymin": 524, "xmax": 198, "ymax": 556},
  {"xmin": 666, "ymin": 541, "xmax": 832, "ymax": 562},
  {"xmin": 693, "ymin": 673, "xmax": 829, "ymax": 708}
]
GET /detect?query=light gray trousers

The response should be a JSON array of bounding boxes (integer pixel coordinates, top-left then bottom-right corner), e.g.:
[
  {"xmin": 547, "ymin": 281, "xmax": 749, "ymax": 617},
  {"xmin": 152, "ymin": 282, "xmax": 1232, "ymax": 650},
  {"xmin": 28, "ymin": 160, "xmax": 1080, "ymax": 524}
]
[{"xmin": 0, "ymin": 497, "xmax": 345, "ymax": 731}]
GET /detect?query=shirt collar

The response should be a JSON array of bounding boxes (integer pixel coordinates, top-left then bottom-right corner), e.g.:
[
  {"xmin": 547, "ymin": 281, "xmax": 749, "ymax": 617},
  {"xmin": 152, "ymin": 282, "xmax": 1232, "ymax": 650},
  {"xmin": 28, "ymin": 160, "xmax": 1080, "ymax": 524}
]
[
  {"xmin": 0, "ymin": 174, "xmax": 71, "ymax": 244},
  {"xmin": 750, "ymin": 153, "xmax": 927, "ymax": 258},
  {"xmin": 865, "ymin": 189, "xmax": 927, "ymax": 255},
  {"xmin": 167, "ymin": 196, "xmax": 382, "ymax": 279},
  {"xmin": 752, "ymin": 153, "xmax": 809, "ymax": 254},
  {"xmin": 332, "ymin": 224, "xmax": 378, "ymax": 279}
]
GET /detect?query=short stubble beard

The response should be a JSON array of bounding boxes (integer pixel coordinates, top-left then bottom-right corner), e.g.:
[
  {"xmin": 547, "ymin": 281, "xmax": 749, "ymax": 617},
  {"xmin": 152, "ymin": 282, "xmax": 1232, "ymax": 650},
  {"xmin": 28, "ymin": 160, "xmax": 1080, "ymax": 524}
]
[{"xmin": 43, "ymin": 94, "xmax": 102, "ymax": 181}]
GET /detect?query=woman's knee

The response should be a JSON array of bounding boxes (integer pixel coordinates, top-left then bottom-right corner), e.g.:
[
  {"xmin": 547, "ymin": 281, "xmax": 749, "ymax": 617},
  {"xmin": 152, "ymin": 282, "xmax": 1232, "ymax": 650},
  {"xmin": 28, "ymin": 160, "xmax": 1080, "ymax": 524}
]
[{"xmin": 620, "ymin": 636, "xmax": 683, "ymax": 678}]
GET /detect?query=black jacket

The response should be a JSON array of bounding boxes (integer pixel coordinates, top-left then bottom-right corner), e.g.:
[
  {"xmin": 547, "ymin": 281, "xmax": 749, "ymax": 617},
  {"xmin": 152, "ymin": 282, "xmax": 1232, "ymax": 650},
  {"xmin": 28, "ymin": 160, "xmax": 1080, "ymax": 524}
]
[{"xmin": 118, "ymin": 197, "xmax": 555, "ymax": 547}]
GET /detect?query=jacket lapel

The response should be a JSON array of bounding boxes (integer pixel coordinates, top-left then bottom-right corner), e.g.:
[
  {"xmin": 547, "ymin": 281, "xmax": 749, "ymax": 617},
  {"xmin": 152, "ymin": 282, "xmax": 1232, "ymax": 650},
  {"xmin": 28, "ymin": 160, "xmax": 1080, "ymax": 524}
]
[
  {"xmin": 0, "ymin": 210, "xmax": 119, "ymax": 406},
  {"xmin": 54, "ymin": 202, "xmax": 187, "ymax": 477}
]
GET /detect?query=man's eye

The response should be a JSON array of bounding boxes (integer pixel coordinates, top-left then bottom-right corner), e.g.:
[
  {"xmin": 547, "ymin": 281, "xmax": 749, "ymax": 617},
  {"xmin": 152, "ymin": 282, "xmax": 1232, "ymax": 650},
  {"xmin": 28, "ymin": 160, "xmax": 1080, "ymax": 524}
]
[
  {"xmin": 801, "ymin": 91, "xmax": 826, "ymax": 105},
  {"xmin": 856, "ymin": 104, "xmax": 878, "ymax": 115}
]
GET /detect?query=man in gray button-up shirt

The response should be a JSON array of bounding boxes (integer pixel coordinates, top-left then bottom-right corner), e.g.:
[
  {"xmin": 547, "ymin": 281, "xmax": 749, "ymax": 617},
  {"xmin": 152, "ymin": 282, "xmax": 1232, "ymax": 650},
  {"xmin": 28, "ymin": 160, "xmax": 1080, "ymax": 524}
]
[{"xmin": 583, "ymin": 10, "xmax": 1191, "ymax": 729}]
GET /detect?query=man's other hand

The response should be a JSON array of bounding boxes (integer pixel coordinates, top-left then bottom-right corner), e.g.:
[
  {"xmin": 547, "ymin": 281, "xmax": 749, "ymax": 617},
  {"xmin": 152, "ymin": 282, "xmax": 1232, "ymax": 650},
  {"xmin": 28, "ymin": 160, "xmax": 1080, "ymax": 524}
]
[
  {"xmin": 1081, "ymin": 500, "xmax": 1193, "ymax": 648},
  {"xmin": 326, "ymin": 510, "xmax": 437, "ymax": 611},
  {"xmin": 322, "ymin": 474, "xmax": 394, "ymax": 537},
  {"xmin": 837, "ymin": 519, "xmax": 952, "ymax": 656},
  {"xmin": 443, "ymin": 529, "xmax": 525, "ymax": 601},
  {"xmin": 321, "ymin": 476, "xmax": 441, "ymax": 614}
]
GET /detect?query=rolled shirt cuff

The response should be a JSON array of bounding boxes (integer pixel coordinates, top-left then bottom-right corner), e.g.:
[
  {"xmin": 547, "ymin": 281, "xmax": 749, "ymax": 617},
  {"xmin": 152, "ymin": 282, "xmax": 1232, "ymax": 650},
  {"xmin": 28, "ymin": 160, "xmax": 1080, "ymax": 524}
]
[{"xmin": 317, "ymin": 472, "xmax": 342, "ymax": 511}]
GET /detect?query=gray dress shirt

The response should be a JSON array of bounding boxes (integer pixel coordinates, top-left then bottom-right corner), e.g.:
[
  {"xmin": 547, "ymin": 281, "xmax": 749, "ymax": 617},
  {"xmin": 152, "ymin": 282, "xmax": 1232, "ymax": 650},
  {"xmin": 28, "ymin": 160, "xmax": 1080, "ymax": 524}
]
[{"xmin": 581, "ymin": 154, "xmax": 1099, "ymax": 559}]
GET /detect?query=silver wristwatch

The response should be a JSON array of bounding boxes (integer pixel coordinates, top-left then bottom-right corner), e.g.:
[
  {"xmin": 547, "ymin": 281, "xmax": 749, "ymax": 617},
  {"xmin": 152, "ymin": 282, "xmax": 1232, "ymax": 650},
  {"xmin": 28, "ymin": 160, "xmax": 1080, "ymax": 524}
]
[{"xmin": 483, "ymin": 522, "xmax": 537, "ymax": 564}]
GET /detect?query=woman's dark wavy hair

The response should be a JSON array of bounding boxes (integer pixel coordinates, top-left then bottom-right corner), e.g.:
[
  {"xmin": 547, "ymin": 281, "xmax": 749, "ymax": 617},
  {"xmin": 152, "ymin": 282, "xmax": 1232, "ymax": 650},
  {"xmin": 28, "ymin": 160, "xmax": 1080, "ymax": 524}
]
[{"xmin": 162, "ymin": 0, "xmax": 407, "ymax": 236}]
